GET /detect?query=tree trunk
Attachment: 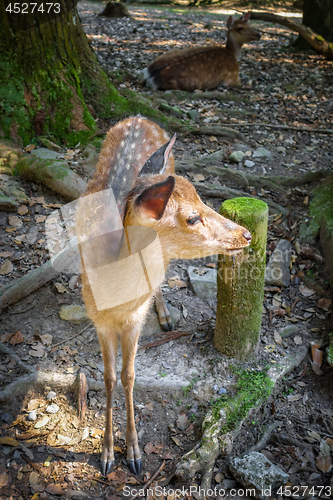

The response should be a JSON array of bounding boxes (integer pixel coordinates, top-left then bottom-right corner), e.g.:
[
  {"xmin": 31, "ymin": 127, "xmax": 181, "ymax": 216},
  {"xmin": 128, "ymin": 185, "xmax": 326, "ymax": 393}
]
[
  {"xmin": 294, "ymin": 0, "xmax": 333, "ymax": 50},
  {"xmin": 0, "ymin": 0, "xmax": 128, "ymax": 147}
]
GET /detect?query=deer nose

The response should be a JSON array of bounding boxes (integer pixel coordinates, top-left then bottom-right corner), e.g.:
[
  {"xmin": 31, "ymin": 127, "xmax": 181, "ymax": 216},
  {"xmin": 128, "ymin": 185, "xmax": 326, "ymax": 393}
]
[{"xmin": 243, "ymin": 230, "xmax": 252, "ymax": 243}]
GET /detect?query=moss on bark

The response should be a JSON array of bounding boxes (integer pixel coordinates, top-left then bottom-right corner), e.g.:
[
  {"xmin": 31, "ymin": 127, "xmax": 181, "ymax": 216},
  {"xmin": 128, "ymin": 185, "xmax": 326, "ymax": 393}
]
[{"xmin": 214, "ymin": 197, "xmax": 268, "ymax": 360}]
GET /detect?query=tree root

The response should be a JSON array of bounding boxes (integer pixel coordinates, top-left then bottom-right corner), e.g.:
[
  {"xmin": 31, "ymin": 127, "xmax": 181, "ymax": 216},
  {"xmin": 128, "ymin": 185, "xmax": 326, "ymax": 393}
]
[
  {"xmin": 190, "ymin": 126, "xmax": 247, "ymax": 142},
  {"xmin": 175, "ymin": 346, "xmax": 308, "ymax": 489}
]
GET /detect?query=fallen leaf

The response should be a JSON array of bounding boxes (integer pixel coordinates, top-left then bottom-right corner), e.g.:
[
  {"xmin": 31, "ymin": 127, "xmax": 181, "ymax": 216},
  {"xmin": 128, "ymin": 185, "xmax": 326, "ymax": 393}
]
[
  {"xmin": 273, "ymin": 330, "xmax": 282, "ymax": 345},
  {"xmin": 32, "ymin": 196, "xmax": 45, "ymax": 205},
  {"xmin": 317, "ymin": 298, "xmax": 332, "ymax": 310},
  {"xmin": 0, "ymin": 260, "xmax": 13, "ymax": 275},
  {"xmin": 107, "ymin": 469, "xmax": 128, "ymax": 486},
  {"xmin": 308, "ymin": 430, "xmax": 321, "ymax": 441},
  {"xmin": 29, "ymin": 471, "xmax": 39, "ymax": 486},
  {"xmin": 81, "ymin": 427, "xmax": 89, "ymax": 441},
  {"xmin": 54, "ymin": 283, "xmax": 67, "ymax": 293},
  {"xmin": 215, "ymin": 472, "xmax": 224, "ymax": 483},
  {"xmin": 209, "ymin": 136, "xmax": 218, "ymax": 142},
  {"xmin": 25, "ymin": 144, "xmax": 35, "ymax": 152},
  {"xmin": 320, "ymin": 440, "xmax": 331, "ymax": 456},
  {"xmin": 27, "ymin": 399, "xmax": 39, "ymax": 411},
  {"xmin": 288, "ymin": 394, "xmax": 302, "ymax": 402},
  {"xmin": 66, "ymin": 364, "xmax": 80, "ymax": 373},
  {"xmin": 40, "ymin": 334, "xmax": 52, "ymax": 345},
  {"xmin": 29, "ymin": 344, "xmax": 45, "ymax": 358},
  {"xmin": 9, "ymin": 330, "xmax": 24, "ymax": 345},
  {"xmin": 299, "ymin": 284, "xmax": 315, "ymax": 297},
  {"xmin": 35, "ymin": 415, "xmax": 50, "ymax": 428},
  {"xmin": 0, "ymin": 472, "xmax": 9, "ymax": 487},
  {"xmin": 311, "ymin": 344, "xmax": 322, "ymax": 367},
  {"xmin": 44, "ymin": 455, "xmax": 53, "ymax": 467},
  {"xmin": 316, "ymin": 452, "xmax": 332, "ymax": 473},
  {"xmin": 144, "ymin": 441, "xmax": 164, "ymax": 454},
  {"xmin": 0, "ymin": 252, "xmax": 13, "ymax": 258},
  {"xmin": 18, "ymin": 205, "xmax": 28, "ymax": 215},
  {"xmin": 293, "ymin": 335, "xmax": 303, "ymax": 345},
  {"xmin": 171, "ymin": 436, "xmax": 182, "ymax": 448},
  {"xmin": 311, "ymin": 361, "xmax": 323, "ymax": 376},
  {"xmin": 90, "ymin": 428, "xmax": 103, "ymax": 438},
  {"xmin": 45, "ymin": 483, "xmax": 63, "ymax": 495},
  {"xmin": 0, "ymin": 437, "xmax": 19, "ymax": 446},
  {"xmin": 57, "ymin": 434, "xmax": 71, "ymax": 445}
]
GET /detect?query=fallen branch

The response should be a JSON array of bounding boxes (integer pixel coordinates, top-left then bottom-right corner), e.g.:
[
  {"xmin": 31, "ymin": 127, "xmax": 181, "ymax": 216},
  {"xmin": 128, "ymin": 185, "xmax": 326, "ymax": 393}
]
[
  {"xmin": 175, "ymin": 346, "xmax": 308, "ymax": 490},
  {"xmin": 0, "ymin": 343, "xmax": 36, "ymax": 374},
  {"xmin": 50, "ymin": 322, "xmax": 93, "ymax": 348},
  {"xmin": 214, "ymin": 121, "xmax": 333, "ymax": 134},
  {"xmin": 247, "ymin": 421, "xmax": 280, "ymax": 453},
  {"xmin": 190, "ymin": 125, "xmax": 247, "ymax": 142},
  {"xmin": 141, "ymin": 331, "xmax": 191, "ymax": 350},
  {"xmin": 193, "ymin": 182, "xmax": 290, "ymax": 215},
  {"xmin": 250, "ymin": 11, "xmax": 333, "ymax": 60}
]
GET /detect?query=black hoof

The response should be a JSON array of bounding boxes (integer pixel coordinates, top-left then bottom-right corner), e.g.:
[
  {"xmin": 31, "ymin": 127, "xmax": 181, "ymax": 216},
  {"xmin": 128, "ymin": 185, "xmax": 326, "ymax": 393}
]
[
  {"xmin": 100, "ymin": 458, "xmax": 114, "ymax": 476},
  {"xmin": 161, "ymin": 321, "xmax": 173, "ymax": 332},
  {"xmin": 127, "ymin": 458, "xmax": 142, "ymax": 475}
]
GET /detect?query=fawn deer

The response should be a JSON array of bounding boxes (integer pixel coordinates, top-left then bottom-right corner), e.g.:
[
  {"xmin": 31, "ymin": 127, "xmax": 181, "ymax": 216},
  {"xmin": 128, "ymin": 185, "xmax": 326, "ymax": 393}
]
[
  {"xmin": 76, "ymin": 116, "xmax": 251, "ymax": 476},
  {"xmin": 143, "ymin": 12, "xmax": 260, "ymax": 91}
]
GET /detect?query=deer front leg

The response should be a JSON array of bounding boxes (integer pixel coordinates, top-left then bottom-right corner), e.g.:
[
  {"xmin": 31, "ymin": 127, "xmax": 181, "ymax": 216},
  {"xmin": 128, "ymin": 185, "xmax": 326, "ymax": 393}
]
[
  {"xmin": 98, "ymin": 329, "xmax": 118, "ymax": 476},
  {"xmin": 121, "ymin": 326, "xmax": 142, "ymax": 475}
]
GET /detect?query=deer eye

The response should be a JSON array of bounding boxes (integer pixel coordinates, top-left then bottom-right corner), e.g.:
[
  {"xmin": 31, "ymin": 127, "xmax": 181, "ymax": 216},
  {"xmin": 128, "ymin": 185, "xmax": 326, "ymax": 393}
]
[
  {"xmin": 238, "ymin": 27, "xmax": 244, "ymax": 31},
  {"xmin": 187, "ymin": 215, "xmax": 202, "ymax": 226}
]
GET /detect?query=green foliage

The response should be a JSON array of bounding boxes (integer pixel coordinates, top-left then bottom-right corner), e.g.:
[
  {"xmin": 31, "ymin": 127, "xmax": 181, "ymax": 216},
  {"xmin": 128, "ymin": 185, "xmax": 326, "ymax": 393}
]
[
  {"xmin": 210, "ymin": 367, "xmax": 274, "ymax": 433},
  {"xmin": 183, "ymin": 373, "xmax": 200, "ymax": 397}
]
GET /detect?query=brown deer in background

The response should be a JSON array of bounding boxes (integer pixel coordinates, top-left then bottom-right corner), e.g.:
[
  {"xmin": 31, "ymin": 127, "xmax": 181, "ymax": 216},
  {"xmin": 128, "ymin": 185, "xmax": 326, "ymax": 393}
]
[
  {"xmin": 76, "ymin": 116, "xmax": 251, "ymax": 476},
  {"xmin": 143, "ymin": 12, "xmax": 261, "ymax": 91}
]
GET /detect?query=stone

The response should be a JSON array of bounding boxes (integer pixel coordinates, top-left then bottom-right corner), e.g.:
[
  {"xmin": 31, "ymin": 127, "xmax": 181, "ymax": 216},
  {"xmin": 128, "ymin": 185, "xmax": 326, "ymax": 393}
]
[
  {"xmin": 0, "ymin": 178, "xmax": 28, "ymax": 201},
  {"xmin": 59, "ymin": 304, "xmax": 88, "ymax": 322},
  {"xmin": 229, "ymin": 151, "xmax": 245, "ymax": 163},
  {"xmin": 30, "ymin": 148, "xmax": 60, "ymax": 160},
  {"xmin": 46, "ymin": 404, "xmax": 59, "ymax": 414},
  {"xmin": 253, "ymin": 147, "xmax": 271, "ymax": 159},
  {"xmin": 0, "ymin": 192, "xmax": 18, "ymax": 212},
  {"xmin": 187, "ymin": 109, "xmax": 200, "ymax": 122},
  {"xmin": 27, "ymin": 411, "xmax": 37, "ymax": 421},
  {"xmin": 187, "ymin": 266, "xmax": 217, "ymax": 299},
  {"xmin": 229, "ymin": 451, "xmax": 288, "ymax": 499},
  {"xmin": 265, "ymin": 239, "xmax": 292, "ymax": 287},
  {"xmin": 276, "ymin": 146, "xmax": 286, "ymax": 154},
  {"xmin": 25, "ymin": 227, "xmax": 39, "ymax": 245},
  {"xmin": 47, "ymin": 391, "xmax": 57, "ymax": 400},
  {"xmin": 279, "ymin": 325, "xmax": 302, "ymax": 338},
  {"xmin": 244, "ymin": 160, "xmax": 255, "ymax": 168},
  {"xmin": 218, "ymin": 387, "xmax": 227, "ymax": 395}
]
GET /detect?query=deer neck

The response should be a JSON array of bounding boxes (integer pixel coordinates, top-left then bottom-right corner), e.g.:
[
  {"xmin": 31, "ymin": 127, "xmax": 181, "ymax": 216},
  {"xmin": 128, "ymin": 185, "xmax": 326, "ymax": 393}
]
[{"xmin": 226, "ymin": 35, "xmax": 242, "ymax": 61}]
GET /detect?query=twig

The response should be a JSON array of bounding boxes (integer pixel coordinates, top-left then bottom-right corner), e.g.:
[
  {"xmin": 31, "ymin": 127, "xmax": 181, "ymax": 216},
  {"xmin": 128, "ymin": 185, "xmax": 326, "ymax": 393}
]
[
  {"xmin": 50, "ymin": 322, "xmax": 93, "ymax": 348},
  {"xmin": 141, "ymin": 331, "xmax": 190, "ymax": 350},
  {"xmin": 8, "ymin": 298, "xmax": 38, "ymax": 314},
  {"xmin": 129, "ymin": 460, "xmax": 165, "ymax": 500},
  {"xmin": 22, "ymin": 455, "xmax": 42, "ymax": 472}
]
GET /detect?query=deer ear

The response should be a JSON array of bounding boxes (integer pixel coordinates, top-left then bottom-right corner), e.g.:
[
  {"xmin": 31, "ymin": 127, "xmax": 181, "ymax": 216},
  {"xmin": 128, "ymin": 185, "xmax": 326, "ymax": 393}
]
[
  {"xmin": 227, "ymin": 16, "xmax": 234, "ymax": 29},
  {"xmin": 140, "ymin": 134, "xmax": 176, "ymax": 176},
  {"xmin": 242, "ymin": 12, "xmax": 251, "ymax": 22},
  {"xmin": 135, "ymin": 176, "xmax": 175, "ymax": 220}
]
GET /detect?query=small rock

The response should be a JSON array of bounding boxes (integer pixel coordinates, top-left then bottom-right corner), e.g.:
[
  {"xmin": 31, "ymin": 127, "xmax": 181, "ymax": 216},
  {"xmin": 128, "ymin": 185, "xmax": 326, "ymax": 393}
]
[
  {"xmin": 0, "ymin": 260, "xmax": 13, "ymax": 275},
  {"xmin": 59, "ymin": 304, "xmax": 88, "ymax": 322},
  {"xmin": 276, "ymin": 146, "xmax": 286, "ymax": 154},
  {"xmin": 244, "ymin": 160, "xmax": 255, "ymax": 168},
  {"xmin": 46, "ymin": 404, "xmax": 59, "ymax": 414},
  {"xmin": 89, "ymin": 397, "xmax": 97, "ymax": 407},
  {"xmin": 25, "ymin": 227, "xmax": 39, "ymax": 245},
  {"xmin": 187, "ymin": 266, "xmax": 217, "ymax": 299},
  {"xmin": 265, "ymin": 239, "xmax": 292, "ymax": 287},
  {"xmin": 187, "ymin": 109, "xmax": 200, "ymax": 122},
  {"xmin": 212, "ymin": 384, "xmax": 219, "ymax": 392},
  {"xmin": 47, "ymin": 391, "xmax": 57, "ymax": 400},
  {"xmin": 253, "ymin": 147, "xmax": 271, "ymax": 159},
  {"xmin": 30, "ymin": 148, "xmax": 59, "ymax": 160},
  {"xmin": 8, "ymin": 215, "xmax": 22, "ymax": 228},
  {"xmin": 229, "ymin": 151, "xmax": 245, "ymax": 163},
  {"xmin": 0, "ymin": 193, "xmax": 18, "ymax": 212},
  {"xmin": 0, "ymin": 179, "xmax": 28, "ymax": 201},
  {"xmin": 27, "ymin": 411, "xmax": 37, "ymax": 421},
  {"xmin": 219, "ymin": 479, "xmax": 238, "ymax": 490},
  {"xmin": 218, "ymin": 387, "xmax": 227, "ymax": 395},
  {"xmin": 229, "ymin": 451, "xmax": 288, "ymax": 499}
]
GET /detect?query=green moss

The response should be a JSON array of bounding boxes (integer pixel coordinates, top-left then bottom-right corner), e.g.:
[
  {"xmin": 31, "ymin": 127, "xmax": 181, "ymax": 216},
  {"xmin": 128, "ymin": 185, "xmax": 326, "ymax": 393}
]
[
  {"xmin": 327, "ymin": 333, "xmax": 333, "ymax": 367},
  {"xmin": 308, "ymin": 179, "xmax": 333, "ymax": 236},
  {"xmin": 210, "ymin": 367, "xmax": 273, "ymax": 433}
]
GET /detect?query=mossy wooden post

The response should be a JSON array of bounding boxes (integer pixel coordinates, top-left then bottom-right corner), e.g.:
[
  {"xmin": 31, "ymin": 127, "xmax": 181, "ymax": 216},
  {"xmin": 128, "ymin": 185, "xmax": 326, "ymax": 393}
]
[{"xmin": 214, "ymin": 197, "xmax": 268, "ymax": 360}]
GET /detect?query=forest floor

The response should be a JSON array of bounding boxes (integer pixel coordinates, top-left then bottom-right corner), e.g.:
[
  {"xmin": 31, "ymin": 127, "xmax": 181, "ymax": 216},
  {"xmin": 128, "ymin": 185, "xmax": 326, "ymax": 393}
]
[{"xmin": 0, "ymin": 1, "xmax": 333, "ymax": 499}]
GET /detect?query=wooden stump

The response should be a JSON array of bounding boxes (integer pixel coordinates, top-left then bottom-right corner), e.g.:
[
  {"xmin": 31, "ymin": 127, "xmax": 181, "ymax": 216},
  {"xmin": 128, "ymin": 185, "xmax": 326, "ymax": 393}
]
[{"xmin": 214, "ymin": 197, "xmax": 268, "ymax": 360}]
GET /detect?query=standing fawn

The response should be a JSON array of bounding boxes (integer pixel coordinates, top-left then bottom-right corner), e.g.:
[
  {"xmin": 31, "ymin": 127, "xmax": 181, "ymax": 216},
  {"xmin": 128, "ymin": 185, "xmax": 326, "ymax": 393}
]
[
  {"xmin": 76, "ymin": 116, "xmax": 251, "ymax": 476},
  {"xmin": 143, "ymin": 12, "xmax": 260, "ymax": 91}
]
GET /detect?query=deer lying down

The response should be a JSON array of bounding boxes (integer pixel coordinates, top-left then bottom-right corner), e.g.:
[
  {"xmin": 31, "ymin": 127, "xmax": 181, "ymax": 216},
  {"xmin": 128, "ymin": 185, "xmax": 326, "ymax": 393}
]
[
  {"xmin": 143, "ymin": 13, "xmax": 260, "ymax": 91},
  {"xmin": 76, "ymin": 117, "xmax": 251, "ymax": 476}
]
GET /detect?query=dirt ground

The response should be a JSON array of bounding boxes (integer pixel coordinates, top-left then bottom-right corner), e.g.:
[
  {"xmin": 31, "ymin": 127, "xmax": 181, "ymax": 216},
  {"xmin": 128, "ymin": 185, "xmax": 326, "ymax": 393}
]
[{"xmin": 0, "ymin": 1, "xmax": 333, "ymax": 499}]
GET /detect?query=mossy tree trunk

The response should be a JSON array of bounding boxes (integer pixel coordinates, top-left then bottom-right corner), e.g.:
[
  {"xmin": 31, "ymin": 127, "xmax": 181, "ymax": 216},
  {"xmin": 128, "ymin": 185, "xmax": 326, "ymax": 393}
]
[
  {"xmin": 0, "ymin": 0, "xmax": 129, "ymax": 147},
  {"xmin": 214, "ymin": 198, "xmax": 268, "ymax": 361}
]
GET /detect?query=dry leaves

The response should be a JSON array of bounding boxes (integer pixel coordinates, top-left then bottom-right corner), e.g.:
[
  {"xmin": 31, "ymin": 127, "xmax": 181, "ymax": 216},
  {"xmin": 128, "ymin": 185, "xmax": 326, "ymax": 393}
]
[
  {"xmin": 168, "ymin": 275, "xmax": 187, "ymax": 289},
  {"xmin": 144, "ymin": 441, "xmax": 164, "ymax": 454},
  {"xmin": 0, "ymin": 260, "xmax": 13, "ymax": 275}
]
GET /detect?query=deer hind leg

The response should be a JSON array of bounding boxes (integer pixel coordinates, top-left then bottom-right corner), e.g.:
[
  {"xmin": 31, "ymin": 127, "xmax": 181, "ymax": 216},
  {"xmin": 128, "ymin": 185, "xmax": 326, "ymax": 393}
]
[
  {"xmin": 98, "ymin": 328, "xmax": 118, "ymax": 476},
  {"xmin": 120, "ymin": 325, "xmax": 142, "ymax": 475},
  {"xmin": 155, "ymin": 287, "xmax": 172, "ymax": 331}
]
